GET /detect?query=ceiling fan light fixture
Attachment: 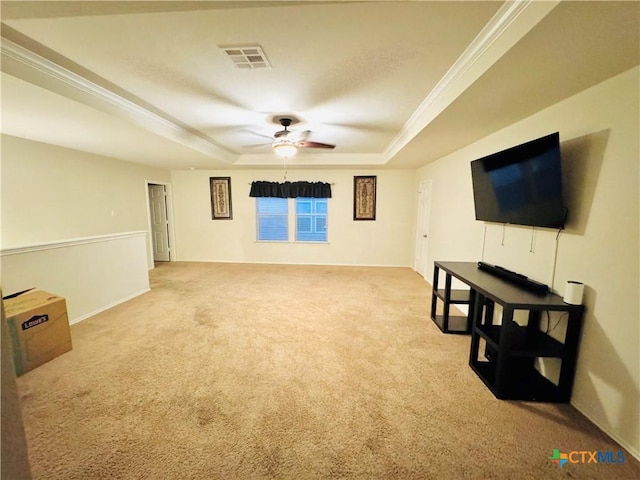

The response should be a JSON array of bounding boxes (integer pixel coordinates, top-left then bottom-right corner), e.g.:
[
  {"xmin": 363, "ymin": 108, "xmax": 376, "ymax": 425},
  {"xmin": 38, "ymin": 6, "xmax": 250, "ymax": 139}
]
[{"xmin": 272, "ymin": 140, "xmax": 298, "ymax": 158}]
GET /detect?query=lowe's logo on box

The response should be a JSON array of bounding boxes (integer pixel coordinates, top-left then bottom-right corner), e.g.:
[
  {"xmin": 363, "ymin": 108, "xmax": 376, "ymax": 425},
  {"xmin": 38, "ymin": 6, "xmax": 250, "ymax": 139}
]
[{"xmin": 22, "ymin": 314, "xmax": 49, "ymax": 330}]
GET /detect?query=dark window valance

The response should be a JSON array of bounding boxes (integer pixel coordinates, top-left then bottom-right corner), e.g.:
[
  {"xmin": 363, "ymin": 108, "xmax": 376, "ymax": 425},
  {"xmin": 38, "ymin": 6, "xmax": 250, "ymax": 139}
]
[{"xmin": 249, "ymin": 181, "xmax": 332, "ymax": 198}]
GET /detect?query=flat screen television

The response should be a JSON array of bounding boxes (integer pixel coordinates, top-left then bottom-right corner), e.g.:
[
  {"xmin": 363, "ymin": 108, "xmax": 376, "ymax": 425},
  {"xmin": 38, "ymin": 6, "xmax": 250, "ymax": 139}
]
[{"xmin": 470, "ymin": 132, "xmax": 566, "ymax": 229}]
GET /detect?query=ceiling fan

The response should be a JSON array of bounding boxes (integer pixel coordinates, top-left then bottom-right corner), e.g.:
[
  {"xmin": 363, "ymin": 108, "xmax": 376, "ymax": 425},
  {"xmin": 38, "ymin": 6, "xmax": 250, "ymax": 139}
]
[{"xmin": 271, "ymin": 118, "xmax": 335, "ymax": 158}]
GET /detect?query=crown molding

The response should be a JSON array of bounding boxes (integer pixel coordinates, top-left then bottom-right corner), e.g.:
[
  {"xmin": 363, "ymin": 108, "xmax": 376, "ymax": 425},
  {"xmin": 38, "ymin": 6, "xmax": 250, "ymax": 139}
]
[
  {"xmin": 1, "ymin": 35, "xmax": 237, "ymax": 164},
  {"xmin": 234, "ymin": 152, "xmax": 387, "ymax": 167},
  {"xmin": 384, "ymin": 0, "xmax": 560, "ymax": 161}
]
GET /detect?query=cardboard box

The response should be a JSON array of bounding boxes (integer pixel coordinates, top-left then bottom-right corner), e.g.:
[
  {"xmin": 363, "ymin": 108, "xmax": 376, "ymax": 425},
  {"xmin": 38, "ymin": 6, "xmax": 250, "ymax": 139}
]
[{"xmin": 3, "ymin": 289, "xmax": 72, "ymax": 376}]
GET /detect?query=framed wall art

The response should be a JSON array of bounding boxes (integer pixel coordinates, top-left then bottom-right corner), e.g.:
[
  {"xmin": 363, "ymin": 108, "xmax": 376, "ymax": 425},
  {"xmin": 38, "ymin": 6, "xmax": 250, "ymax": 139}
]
[
  {"xmin": 210, "ymin": 177, "xmax": 233, "ymax": 220},
  {"xmin": 353, "ymin": 175, "xmax": 376, "ymax": 221}
]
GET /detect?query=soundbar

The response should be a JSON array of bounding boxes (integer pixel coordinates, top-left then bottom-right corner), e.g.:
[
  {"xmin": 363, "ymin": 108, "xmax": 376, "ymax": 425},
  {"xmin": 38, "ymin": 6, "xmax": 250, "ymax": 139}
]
[{"xmin": 477, "ymin": 261, "xmax": 549, "ymax": 295}]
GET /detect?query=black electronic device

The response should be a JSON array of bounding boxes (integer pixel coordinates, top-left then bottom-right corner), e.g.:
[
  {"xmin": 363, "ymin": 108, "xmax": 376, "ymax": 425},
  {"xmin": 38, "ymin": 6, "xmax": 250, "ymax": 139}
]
[
  {"xmin": 477, "ymin": 261, "xmax": 549, "ymax": 295},
  {"xmin": 470, "ymin": 132, "xmax": 567, "ymax": 229}
]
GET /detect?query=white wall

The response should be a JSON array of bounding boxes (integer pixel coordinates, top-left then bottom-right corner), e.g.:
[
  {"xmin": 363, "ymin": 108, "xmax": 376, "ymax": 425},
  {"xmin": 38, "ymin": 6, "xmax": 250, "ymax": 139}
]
[
  {"xmin": 1, "ymin": 135, "xmax": 171, "ymax": 321},
  {"xmin": 1, "ymin": 232, "xmax": 150, "ymax": 324},
  {"xmin": 171, "ymin": 169, "xmax": 416, "ymax": 267},
  {"xmin": 0, "ymin": 134, "xmax": 171, "ymax": 266},
  {"xmin": 416, "ymin": 67, "xmax": 640, "ymax": 458}
]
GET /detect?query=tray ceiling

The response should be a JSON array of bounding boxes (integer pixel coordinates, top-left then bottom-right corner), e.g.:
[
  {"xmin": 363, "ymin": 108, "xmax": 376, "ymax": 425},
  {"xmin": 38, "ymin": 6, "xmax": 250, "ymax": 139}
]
[{"xmin": 1, "ymin": 1, "xmax": 638, "ymax": 170}]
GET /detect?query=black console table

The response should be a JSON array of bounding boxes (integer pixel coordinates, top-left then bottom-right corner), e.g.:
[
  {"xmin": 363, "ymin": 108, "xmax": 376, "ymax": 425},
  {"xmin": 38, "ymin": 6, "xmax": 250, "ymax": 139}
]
[{"xmin": 433, "ymin": 261, "xmax": 584, "ymax": 402}]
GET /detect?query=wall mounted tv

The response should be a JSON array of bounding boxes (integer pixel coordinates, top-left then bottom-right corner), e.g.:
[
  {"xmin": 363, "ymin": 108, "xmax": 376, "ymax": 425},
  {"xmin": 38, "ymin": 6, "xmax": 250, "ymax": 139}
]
[{"xmin": 470, "ymin": 132, "xmax": 566, "ymax": 229}]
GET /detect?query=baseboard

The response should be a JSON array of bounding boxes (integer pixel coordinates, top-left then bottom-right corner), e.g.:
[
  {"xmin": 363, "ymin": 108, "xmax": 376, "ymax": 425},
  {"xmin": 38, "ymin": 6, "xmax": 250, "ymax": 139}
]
[
  {"xmin": 173, "ymin": 259, "xmax": 412, "ymax": 268},
  {"xmin": 571, "ymin": 399, "xmax": 640, "ymax": 461},
  {"xmin": 69, "ymin": 288, "xmax": 150, "ymax": 325}
]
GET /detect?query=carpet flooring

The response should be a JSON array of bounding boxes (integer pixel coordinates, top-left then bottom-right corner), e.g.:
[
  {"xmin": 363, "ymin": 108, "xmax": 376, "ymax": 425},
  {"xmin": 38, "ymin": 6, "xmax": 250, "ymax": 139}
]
[{"xmin": 15, "ymin": 262, "xmax": 640, "ymax": 479}]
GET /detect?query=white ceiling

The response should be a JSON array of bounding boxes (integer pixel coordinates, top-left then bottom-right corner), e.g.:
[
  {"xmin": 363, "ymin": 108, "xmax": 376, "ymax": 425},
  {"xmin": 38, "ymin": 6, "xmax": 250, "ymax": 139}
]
[{"xmin": 1, "ymin": 1, "xmax": 638, "ymax": 170}]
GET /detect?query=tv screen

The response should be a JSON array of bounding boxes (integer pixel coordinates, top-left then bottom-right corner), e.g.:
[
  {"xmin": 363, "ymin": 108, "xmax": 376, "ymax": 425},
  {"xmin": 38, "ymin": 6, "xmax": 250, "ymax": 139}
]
[{"xmin": 470, "ymin": 132, "xmax": 566, "ymax": 229}]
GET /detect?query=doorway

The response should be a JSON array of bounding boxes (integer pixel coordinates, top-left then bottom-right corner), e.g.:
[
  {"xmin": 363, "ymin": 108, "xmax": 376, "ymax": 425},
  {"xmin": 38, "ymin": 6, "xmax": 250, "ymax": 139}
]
[
  {"xmin": 147, "ymin": 183, "xmax": 171, "ymax": 262},
  {"xmin": 414, "ymin": 180, "xmax": 432, "ymax": 279}
]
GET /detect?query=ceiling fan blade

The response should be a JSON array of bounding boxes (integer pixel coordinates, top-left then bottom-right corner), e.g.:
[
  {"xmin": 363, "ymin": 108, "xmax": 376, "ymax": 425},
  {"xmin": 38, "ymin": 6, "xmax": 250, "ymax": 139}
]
[
  {"xmin": 240, "ymin": 128, "xmax": 274, "ymax": 140},
  {"xmin": 296, "ymin": 130, "xmax": 311, "ymax": 141},
  {"xmin": 274, "ymin": 129, "xmax": 292, "ymax": 139},
  {"xmin": 244, "ymin": 142, "xmax": 271, "ymax": 148},
  {"xmin": 298, "ymin": 141, "xmax": 335, "ymax": 149}
]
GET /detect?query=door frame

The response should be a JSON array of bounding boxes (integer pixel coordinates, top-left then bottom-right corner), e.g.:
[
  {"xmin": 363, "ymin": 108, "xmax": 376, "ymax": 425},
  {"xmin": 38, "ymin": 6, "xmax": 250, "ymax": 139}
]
[
  {"xmin": 414, "ymin": 179, "xmax": 432, "ymax": 279},
  {"xmin": 145, "ymin": 180, "xmax": 175, "ymax": 268}
]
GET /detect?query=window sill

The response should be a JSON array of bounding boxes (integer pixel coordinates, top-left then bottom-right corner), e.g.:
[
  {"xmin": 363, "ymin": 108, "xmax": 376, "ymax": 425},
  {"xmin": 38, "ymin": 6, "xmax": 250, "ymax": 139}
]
[{"xmin": 254, "ymin": 241, "xmax": 329, "ymax": 245}]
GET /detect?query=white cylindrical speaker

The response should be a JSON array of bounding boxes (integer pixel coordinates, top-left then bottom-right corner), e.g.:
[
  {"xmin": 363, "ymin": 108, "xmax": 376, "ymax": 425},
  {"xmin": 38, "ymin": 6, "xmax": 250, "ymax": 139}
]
[{"xmin": 563, "ymin": 281, "xmax": 584, "ymax": 305}]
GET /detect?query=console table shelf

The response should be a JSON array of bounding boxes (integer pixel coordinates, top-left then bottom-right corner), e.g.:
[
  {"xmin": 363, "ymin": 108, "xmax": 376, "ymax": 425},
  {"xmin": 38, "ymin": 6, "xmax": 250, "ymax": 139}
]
[
  {"xmin": 430, "ymin": 267, "xmax": 475, "ymax": 334},
  {"xmin": 475, "ymin": 322, "xmax": 567, "ymax": 357},
  {"xmin": 431, "ymin": 313, "xmax": 470, "ymax": 334},
  {"xmin": 436, "ymin": 289, "xmax": 471, "ymax": 304},
  {"xmin": 471, "ymin": 361, "xmax": 561, "ymax": 402},
  {"xmin": 433, "ymin": 261, "xmax": 584, "ymax": 402}
]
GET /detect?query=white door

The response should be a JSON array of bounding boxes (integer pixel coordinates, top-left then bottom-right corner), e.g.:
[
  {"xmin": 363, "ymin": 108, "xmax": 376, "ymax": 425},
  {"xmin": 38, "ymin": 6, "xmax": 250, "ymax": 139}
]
[
  {"xmin": 414, "ymin": 180, "xmax": 432, "ymax": 278},
  {"xmin": 148, "ymin": 184, "xmax": 170, "ymax": 262}
]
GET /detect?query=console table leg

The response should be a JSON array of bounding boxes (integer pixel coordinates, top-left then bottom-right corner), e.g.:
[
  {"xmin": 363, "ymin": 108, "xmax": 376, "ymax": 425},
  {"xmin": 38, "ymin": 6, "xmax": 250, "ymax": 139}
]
[
  {"xmin": 494, "ymin": 307, "xmax": 514, "ymax": 398},
  {"xmin": 430, "ymin": 265, "xmax": 439, "ymax": 321},
  {"xmin": 469, "ymin": 292, "xmax": 485, "ymax": 365},
  {"xmin": 466, "ymin": 289, "xmax": 476, "ymax": 334},
  {"xmin": 443, "ymin": 274, "xmax": 452, "ymax": 332}
]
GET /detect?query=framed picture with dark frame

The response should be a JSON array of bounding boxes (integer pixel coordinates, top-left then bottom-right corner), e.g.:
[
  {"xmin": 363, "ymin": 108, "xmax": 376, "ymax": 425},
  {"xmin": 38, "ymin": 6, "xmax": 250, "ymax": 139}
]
[
  {"xmin": 353, "ymin": 175, "xmax": 376, "ymax": 221},
  {"xmin": 210, "ymin": 177, "xmax": 233, "ymax": 220}
]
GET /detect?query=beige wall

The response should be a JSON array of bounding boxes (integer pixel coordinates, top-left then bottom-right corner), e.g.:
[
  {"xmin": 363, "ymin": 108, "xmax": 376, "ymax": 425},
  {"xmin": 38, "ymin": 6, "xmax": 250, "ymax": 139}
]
[
  {"xmin": 0, "ymin": 135, "xmax": 171, "ymax": 252},
  {"xmin": 416, "ymin": 66, "xmax": 639, "ymax": 458},
  {"xmin": 2, "ymin": 232, "xmax": 150, "ymax": 324},
  {"xmin": 171, "ymin": 169, "xmax": 416, "ymax": 267},
  {"xmin": 0, "ymin": 136, "xmax": 170, "ymax": 321}
]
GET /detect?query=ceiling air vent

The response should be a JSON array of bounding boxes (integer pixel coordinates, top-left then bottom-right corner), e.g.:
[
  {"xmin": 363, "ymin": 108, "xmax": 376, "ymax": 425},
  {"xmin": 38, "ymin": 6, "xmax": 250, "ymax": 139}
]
[{"xmin": 219, "ymin": 45, "xmax": 271, "ymax": 70}]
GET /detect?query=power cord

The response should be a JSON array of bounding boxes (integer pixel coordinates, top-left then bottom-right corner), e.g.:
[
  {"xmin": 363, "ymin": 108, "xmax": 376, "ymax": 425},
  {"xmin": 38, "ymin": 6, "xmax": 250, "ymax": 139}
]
[{"xmin": 545, "ymin": 311, "xmax": 568, "ymax": 333}]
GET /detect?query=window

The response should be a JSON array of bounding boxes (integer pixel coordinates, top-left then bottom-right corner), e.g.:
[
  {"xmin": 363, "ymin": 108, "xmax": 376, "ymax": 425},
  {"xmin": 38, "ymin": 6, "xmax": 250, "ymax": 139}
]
[
  {"xmin": 255, "ymin": 197, "xmax": 328, "ymax": 242},
  {"xmin": 296, "ymin": 198, "xmax": 327, "ymax": 242},
  {"xmin": 256, "ymin": 197, "xmax": 288, "ymax": 241}
]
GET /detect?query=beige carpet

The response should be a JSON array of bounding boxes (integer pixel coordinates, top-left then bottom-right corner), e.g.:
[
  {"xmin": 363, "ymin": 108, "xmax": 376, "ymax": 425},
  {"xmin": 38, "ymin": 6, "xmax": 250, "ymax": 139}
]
[{"xmin": 15, "ymin": 262, "xmax": 640, "ymax": 479}]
